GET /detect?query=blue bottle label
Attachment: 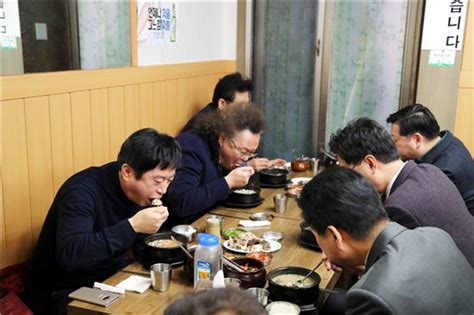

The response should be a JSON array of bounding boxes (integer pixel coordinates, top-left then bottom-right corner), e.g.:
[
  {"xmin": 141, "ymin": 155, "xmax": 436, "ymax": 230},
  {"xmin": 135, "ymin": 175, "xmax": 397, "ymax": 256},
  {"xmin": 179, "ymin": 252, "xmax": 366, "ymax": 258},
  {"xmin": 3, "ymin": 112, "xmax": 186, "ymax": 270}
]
[{"xmin": 196, "ymin": 261, "xmax": 212, "ymax": 280}]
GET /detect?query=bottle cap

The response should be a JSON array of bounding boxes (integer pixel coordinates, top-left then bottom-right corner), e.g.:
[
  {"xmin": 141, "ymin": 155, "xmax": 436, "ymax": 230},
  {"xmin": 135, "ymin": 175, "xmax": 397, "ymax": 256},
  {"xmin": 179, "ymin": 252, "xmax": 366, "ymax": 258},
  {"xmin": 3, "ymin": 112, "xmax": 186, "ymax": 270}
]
[{"xmin": 197, "ymin": 233, "xmax": 219, "ymax": 246}]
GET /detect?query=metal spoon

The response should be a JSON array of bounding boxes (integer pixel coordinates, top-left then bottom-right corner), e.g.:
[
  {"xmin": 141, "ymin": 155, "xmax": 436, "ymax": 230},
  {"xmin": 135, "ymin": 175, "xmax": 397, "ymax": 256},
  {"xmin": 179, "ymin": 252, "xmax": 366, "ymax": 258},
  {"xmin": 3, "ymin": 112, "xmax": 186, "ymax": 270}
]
[
  {"xmin": 222, "ymin": 256, "xmax": 246, "ymax": 273},
  {"xmin": 170, "ymin": 235, "xmax": 193, "ymax": 260},
  {"xmin": 296, "ymin": 259, "xmax": 324, "ymax": 285}
]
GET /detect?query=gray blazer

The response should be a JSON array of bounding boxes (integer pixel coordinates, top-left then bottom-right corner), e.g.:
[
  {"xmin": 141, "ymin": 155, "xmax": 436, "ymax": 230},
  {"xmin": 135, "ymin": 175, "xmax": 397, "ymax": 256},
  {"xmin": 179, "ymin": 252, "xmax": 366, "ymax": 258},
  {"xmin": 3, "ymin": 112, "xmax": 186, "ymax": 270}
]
[
  {"xmin": 347, "ymin": 222, "xmax": 474, "ymax": 315},
  {"xmin": 384, "ymin": 161, "xmax": 474, "ymax": 267}
]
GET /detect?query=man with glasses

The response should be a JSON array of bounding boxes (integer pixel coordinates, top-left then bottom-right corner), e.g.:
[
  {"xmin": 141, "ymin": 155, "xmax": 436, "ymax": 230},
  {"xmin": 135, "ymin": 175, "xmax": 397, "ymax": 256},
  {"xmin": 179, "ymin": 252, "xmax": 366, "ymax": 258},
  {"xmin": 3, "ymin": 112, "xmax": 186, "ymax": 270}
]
[
  {"xmin": 181, "ymin": 72, "xmax": 284, "ymax": 171},
  {"xmin": 166, "ymin": 103, "xmax": 266, "ymax": 224},
  {"xmin": 25, "ymin": 128, "xmax": 181, "ymax": 315},
  {"xmin": 327, "ymin": 118, "xmax": 474, "ymax": 268}
]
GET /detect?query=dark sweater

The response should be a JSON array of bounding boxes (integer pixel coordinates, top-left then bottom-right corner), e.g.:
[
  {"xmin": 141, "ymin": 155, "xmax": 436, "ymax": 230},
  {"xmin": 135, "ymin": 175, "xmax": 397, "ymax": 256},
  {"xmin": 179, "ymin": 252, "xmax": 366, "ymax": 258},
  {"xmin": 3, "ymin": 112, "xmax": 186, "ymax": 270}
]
[
  {"xmin": 417, "ymin": 130, "xmax": 474, "ymax": 214},
  {"xmin": 25, "ymin": 162, "xmax": 145, "ymax": 313},
  {"xmin": 166, "ymin": 131, "xmax": 230, "ymax": 224},
  {"xmin": 385, "ymin": 161, "xmax": 474, "ymax": 267}
]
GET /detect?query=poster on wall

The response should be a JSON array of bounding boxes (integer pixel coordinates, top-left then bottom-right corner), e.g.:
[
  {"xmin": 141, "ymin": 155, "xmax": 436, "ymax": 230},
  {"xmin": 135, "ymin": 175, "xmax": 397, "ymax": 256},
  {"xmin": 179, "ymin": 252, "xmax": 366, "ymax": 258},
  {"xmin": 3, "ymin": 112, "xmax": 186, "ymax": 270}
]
[
  {"xmin": 0, "ymin": 0, "xmax": 21, "ymax": 49},
  {"xmin": 137, "ymin": 1, "xmax": 177, "ymax": 47},
  {"xmin": 421, "ymin": 0, "xmax": 468, "ymax": 51}
]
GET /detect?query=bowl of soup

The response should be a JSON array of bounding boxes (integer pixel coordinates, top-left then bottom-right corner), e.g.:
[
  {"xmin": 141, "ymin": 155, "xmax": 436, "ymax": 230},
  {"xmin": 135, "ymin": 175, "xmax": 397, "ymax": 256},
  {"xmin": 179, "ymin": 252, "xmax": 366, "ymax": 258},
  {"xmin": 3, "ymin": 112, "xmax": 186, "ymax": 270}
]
[
  {"xmin": 223, "ymin": 257, "xmax": 267, "ymax": 289},
  {"xmin": 227, "ymin": 188, "xmax": 261, "ymax": 205},
  {"xmin": 143, "ymin": 232, "xmax": 186, "ymax": 266},
  {"xmin": 267, "ymin": 266, "xmax": 321, "ymax": 305}
]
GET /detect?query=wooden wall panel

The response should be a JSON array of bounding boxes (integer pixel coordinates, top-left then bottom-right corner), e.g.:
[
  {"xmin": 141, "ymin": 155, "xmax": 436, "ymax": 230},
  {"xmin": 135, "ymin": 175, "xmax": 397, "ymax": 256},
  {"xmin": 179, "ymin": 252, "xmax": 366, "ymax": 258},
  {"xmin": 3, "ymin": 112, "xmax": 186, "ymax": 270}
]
[
  {"xmin": 91, "ymin": 89, "xmax": 110, "ymax": 165},
  {"xmin": 3, "ymin": 99, "xmax": 33, "ymax": 266},
  {"xmin": 49, "ymin": 94, "xmax": 74, "ymax": 193},
  {"xmin": 108, "ymin": 87, "xmax": 126, "ymax": 159},
  {"xmin": 138, "ymin": 83, "xmax": 154, "ymax": 129},
  {"xmin": 1, "ymin": 60, "xmax": 235, "ymax": 268},
  {"xmin": 124, "ymin": 85, "xmax": 140, "ymax": 138},
  {"xmin": 24, "ymin": 97, "xmax": 55, "ymax": 241},
  {"xmin": 71, "ymin": 91, "xmax": 93, "ymax": 172},
  {"xmin": 454, "ymin": 4, "xmax": 474, "ymax": 154}
]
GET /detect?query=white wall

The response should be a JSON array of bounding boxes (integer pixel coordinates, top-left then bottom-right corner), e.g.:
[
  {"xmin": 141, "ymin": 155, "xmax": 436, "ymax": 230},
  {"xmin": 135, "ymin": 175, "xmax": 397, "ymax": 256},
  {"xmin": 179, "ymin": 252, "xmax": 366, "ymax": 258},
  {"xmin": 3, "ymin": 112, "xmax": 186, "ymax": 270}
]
[{"xmin": 138, "ymin": 1, "xmax": 237, "ymax": 66}]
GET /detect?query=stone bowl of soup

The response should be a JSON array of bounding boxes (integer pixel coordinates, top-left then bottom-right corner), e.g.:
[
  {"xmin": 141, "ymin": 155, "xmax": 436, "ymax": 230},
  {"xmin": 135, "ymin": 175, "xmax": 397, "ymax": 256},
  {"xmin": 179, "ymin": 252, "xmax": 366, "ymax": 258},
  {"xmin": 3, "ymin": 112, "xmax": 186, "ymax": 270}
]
[
  {"xmin": 227, "ymin": 188, "xmax": 261, "ymax": 205},
  {"xmin": 143, "ymin": 232, "xmax": 186, "ymax": 267},
  {"xmin": 223, "ymin": 257, "xmax": 267, "ymax": 289},
  {"xmin": 267, "ymin": 266, "xmax": 321, "ymax": 305}
]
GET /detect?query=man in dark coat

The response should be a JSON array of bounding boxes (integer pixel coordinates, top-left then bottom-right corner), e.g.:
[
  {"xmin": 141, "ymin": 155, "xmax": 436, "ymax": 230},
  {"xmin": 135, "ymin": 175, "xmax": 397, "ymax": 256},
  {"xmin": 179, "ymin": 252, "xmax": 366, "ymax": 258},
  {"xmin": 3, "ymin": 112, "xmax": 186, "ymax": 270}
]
[
  {"xmin": 329, "ymin": 118, "xmax": 474, "ymax": 267},
  {"xmin": 298, "ymin": 167, "xmax": 474, "ymax": 314},
  {"xmin": 24, "ymin": 128, "xmax": 181, "ymax": 315},
  {"xmin": 387, "ymin": 103, "xmax": 474, "ymax": 214}
]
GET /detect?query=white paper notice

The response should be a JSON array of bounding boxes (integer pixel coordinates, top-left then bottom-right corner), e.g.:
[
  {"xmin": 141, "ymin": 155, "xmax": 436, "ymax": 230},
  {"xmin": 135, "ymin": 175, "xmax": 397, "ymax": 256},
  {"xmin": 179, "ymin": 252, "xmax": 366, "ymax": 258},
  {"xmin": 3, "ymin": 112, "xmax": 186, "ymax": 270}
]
[
  {"xmin": 428, "ymin": 50, "xmax": 456, "ymax": 67},
  {"xmin": 0, "ymin": 0, "xmax": 21, "ymax": 38},
  {"xmin": 421, "ymin": 0, "xmax": 468, "ymax": 51}
]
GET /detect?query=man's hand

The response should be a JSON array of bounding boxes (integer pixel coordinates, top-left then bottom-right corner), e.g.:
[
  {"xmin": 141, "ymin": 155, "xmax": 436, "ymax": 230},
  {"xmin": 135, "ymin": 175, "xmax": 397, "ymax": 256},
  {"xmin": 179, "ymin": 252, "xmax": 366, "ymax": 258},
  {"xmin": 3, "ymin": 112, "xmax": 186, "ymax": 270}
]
[
  {"xmin": 225, "ymin": 166, "xmax": 254, "ymax": 189},
  {"xmin": 248, "ymin": 158, "xmax": 287, "ymax": 171},
  {"xmin": 322, "ymin": 252, "xmax": 343, "ymax": 273},
  {"xmin": 128, "ymin": 206, "xmax": 169, "ymax": 234}
]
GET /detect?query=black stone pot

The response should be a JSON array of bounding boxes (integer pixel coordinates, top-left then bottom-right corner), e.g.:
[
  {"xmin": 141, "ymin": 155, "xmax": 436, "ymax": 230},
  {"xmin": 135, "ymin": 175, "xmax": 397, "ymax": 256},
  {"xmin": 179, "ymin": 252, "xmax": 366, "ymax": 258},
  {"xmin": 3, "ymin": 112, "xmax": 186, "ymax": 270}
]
[
  {"xmin": 227, "ymin": 188, "xmax": 261, "ymax": 204},
  {"xmin": 267, "ymin": 266, "xmax": 321, "ymax": 305},
  {"xmin": 142, "ymin": 232, "xmax": 186, "ymax": 268},
  {"xmin": 259, "ymin": 168, "xmax": 289, "ymax": 186}
]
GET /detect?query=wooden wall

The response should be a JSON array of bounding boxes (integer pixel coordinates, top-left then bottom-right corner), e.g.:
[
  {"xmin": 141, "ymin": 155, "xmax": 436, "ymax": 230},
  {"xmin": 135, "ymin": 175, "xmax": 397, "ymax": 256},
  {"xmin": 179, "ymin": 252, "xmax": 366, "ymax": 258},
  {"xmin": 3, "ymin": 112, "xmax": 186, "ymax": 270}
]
[
  {"xmin": 454, "ymin": 4, "xmax": 474, "ymax": 154},
  {"xmin": 0, "ymin": 60, "xmax": 236, "ymax": 268}
]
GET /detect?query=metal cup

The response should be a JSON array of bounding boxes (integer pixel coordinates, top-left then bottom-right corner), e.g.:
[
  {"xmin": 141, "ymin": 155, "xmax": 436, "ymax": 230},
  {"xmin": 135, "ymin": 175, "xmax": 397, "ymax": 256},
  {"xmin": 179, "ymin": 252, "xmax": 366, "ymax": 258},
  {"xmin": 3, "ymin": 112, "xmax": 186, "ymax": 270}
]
[
  {"xmin": 150, "ymin": 263, "xmax": 172, "ymax": 292},
  {"xmin": 207, "ymin": 214, "xmax": 224, "ymax": 234},
  {"xmin": 310, "ymin": 158, "xmax": 320, "ymax": 173},
  {"xmin": 273, "ymin": 194, "xmax": 288, "ymax": 214},
  {"xmin": 224, "ymin": 277, "xmax": 241, "ymax": 289},
  {"xmin": 247, "ymin": 287, "xmax": 269, "ymax": 306}
]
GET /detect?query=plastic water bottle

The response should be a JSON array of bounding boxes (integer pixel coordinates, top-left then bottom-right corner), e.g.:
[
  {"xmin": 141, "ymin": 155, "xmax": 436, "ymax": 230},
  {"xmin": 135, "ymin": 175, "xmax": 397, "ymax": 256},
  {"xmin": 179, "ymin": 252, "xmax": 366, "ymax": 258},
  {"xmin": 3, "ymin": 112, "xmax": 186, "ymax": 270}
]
[{"xmin": 194, "ymin": 233, "xmax": 222, "ymax": 288}]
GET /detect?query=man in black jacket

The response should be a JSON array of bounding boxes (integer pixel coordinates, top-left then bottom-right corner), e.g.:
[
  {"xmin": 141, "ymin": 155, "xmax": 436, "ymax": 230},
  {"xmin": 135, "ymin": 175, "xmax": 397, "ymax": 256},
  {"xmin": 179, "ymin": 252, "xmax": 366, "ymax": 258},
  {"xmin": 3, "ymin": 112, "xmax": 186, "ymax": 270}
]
[
  {"xmin": 298, "ymin": 167, "xmax": 474, "ymax": 314},
  {"xmin": 24, "ymin": 128, "xmax": 181, "ymax": 315},
  {"xmin": 387, "ymin": 103, "xmax": 474, "ymax": 214}
]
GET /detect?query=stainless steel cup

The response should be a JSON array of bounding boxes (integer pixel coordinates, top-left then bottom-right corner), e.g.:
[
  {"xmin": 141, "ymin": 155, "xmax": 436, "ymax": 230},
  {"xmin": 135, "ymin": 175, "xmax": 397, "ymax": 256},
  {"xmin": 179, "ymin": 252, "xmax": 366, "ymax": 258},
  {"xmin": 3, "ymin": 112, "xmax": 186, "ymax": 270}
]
[
  {"xmin": 273, "ymin": 194, "xmax": 288, "ymax": 214},
  {"xmin": 247, "ymin": 287, "xmax": 269, "ymax": 306},
  {"xmin": 150, "ymin": 263, "xmax": 172, "ymax": 292},
  {"xmin": 224, "ymin": 277, "xmax": 241, "ymax": 289}
]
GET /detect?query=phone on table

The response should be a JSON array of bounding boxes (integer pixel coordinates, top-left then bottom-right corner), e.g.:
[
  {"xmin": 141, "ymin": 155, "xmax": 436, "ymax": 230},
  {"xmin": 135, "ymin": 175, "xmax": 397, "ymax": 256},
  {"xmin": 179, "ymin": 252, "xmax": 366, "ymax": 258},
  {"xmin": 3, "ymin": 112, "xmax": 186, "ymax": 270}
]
[{"xmin": 68, "ymin": 287, "xmax": 121, "ymax": 307}]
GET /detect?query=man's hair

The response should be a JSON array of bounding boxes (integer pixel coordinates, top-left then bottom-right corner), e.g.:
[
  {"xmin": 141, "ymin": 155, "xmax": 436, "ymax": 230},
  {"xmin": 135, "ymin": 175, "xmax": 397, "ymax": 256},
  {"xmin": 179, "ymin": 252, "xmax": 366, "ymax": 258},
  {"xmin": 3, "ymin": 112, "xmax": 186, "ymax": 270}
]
[
  {"xmin": 386, "ymin": 103, "xmax": 440, "ymax": 140},
  {"xmin": 193, "ymin": 102, "xmax": 266, "ymax": 139},
  {"xmin": 329, "ymin": 117, "xmax": 399, "ymax": 165},
  {"xmin": 298, "ymin": 167, "xmax": 388, "ymax": 240},
  {"xmin": 164, "ymin": 288, "xmax": 266, "ymax": 315},
  {"xmin": 117, "ymin": 128, "xmax": 181, "ymax": 178},
  {"xmin": 212, "ymin": 72, "xmax": 253, "ymax": 105}
]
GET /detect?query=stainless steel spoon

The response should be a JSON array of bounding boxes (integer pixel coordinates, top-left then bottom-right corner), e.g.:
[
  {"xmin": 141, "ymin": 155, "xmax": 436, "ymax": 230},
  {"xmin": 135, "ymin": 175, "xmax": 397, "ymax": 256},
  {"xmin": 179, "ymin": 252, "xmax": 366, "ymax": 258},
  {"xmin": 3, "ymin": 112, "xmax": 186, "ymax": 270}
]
[{"xmin": 296, "ymin": 259, "xmax": 324, "ymax": 285}]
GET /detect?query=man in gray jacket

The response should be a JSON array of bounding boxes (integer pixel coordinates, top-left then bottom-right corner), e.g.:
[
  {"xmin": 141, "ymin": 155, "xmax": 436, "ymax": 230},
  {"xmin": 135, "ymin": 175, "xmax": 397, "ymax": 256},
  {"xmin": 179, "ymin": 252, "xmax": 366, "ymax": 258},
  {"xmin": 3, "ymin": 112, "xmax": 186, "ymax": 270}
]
[
  {"xmin": 329, "ymin": 118, "xmax": 474, "ymax": 267},
  {"xmin": 298, "ymin": 167, "xmax": 474, "ymax": 314}
]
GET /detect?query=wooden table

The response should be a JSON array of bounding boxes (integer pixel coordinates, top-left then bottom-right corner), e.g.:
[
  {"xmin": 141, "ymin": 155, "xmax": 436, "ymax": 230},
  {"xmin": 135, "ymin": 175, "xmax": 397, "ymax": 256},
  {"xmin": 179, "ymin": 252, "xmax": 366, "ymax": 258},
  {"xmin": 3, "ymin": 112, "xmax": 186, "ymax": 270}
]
[{"xmin": 69, "ymin": 170, "xmax": 335, "ymax": 314}]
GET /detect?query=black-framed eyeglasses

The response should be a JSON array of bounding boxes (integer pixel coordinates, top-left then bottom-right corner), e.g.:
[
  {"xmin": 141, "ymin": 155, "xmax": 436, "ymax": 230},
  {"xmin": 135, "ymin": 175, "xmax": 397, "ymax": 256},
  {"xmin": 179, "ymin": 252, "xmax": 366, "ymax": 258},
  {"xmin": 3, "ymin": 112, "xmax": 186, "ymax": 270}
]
[{"xmin": 229, "ymin": 139, "xmax": 258, "ymax": 160}]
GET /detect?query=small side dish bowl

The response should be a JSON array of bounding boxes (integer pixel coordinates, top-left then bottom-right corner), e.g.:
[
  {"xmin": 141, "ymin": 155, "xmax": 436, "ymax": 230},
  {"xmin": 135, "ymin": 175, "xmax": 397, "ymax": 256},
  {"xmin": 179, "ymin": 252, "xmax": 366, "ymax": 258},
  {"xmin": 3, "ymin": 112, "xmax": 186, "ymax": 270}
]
[
  {"xmin": 249, "ymin": 212, "xmax": 275, "ymax": 222},
  {"xmin": 262, "ymin": 231, "xmax": 283, "ymax": 242},
  {"xmin": 171, "ymin": 224, "xmax": 197, "ymax": 243}
]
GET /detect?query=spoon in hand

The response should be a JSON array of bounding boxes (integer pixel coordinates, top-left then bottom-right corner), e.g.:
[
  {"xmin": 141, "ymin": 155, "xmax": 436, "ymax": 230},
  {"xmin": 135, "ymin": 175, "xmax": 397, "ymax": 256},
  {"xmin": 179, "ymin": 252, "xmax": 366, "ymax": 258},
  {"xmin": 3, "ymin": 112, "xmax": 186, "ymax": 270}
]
[{"xmin": 296, "ymin": 259, "xmax": 324, "ymax": 285}]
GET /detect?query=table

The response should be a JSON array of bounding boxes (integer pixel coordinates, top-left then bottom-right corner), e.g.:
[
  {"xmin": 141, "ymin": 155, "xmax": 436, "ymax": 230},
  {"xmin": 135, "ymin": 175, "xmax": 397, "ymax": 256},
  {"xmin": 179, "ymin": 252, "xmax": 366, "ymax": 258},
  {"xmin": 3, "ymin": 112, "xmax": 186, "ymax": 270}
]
[{"xmin": 69, "ymin": 170, "xmax": 335, "ymax": 314}]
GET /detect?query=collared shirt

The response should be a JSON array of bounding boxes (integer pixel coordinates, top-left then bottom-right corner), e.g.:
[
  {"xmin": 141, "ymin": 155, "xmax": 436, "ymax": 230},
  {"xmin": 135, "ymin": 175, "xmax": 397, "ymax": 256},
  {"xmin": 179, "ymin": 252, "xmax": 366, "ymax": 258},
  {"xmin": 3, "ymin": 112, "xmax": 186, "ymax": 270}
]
[{"xmin": 385, "ymin": 161, "xmax": 406, "ymax": 199}]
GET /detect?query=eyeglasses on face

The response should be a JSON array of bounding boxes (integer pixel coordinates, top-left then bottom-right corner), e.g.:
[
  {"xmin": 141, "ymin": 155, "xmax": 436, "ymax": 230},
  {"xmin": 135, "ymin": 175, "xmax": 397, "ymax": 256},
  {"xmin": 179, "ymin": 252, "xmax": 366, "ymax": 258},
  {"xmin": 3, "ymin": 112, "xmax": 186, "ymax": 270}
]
[{"xmin": 229, "ymin": 139, "xmax": 257, "ymax": 160}]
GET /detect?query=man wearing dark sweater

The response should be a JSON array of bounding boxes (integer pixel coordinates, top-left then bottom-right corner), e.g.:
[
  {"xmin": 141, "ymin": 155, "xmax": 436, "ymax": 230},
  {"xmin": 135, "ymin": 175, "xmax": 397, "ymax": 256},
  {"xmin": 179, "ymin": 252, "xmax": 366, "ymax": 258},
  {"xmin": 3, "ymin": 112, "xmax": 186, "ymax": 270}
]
[
  {"xmin": 329, "ymin": 118, "xmax": 474, "ymax": 268},
  {"xmin": 24, "ymin": 128, "xmax": 181, "ymax": 315},
  {"xmin": 387, "ymin": 103, "xmax": 474, "ymax": 214}
]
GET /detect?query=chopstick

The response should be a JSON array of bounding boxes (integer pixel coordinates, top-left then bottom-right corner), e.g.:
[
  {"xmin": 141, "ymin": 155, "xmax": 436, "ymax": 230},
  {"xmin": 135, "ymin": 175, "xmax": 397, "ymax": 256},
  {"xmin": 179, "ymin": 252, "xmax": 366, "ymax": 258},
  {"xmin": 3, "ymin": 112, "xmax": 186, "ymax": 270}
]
[{"xmin": 222, "ymin": 256, "xmax": 246, "ymax": 272}]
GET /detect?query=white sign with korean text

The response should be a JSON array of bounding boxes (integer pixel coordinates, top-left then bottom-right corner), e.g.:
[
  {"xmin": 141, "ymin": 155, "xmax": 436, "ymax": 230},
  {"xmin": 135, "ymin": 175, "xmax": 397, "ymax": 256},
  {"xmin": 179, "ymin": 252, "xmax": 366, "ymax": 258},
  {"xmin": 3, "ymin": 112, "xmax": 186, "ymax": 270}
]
[
  {"xmin": 0, "ymin": 0, "xmax": 21, "ymax": 38},
  {"xmin": 137, "ymin": 1, "xmax": 177, "ymax": 47},
  {"xmin": 421, "ymin": 0, "xmax": 468, "ymax": 50}
]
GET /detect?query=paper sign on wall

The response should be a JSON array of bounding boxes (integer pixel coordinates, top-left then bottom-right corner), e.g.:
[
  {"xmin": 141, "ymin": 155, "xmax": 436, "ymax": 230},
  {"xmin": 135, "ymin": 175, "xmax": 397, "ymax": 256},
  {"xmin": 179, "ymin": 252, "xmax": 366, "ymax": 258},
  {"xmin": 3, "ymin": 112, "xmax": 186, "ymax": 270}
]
[
  {"xmin": 421, "ymin": 0, "xmax": 468, "ymax": 51},
  {"xmin": 0, "ymin": 0, "xmax": 21, "ymax": 38},
  {"xmin": 428, "ymin": 50, "xmax": 456, "ymax": 67},
  {"xmin": 137, "ymin": 1, "xmax": 177, "ymax": 47}
]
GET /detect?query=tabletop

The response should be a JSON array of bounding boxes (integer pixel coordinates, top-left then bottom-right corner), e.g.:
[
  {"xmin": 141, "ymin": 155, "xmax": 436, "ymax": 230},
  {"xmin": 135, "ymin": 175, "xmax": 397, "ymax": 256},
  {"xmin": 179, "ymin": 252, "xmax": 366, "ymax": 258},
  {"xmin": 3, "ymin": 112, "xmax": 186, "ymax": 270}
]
[{"xmin": 68, "ymin": 169, "xmax": 335, "ymax": 314}]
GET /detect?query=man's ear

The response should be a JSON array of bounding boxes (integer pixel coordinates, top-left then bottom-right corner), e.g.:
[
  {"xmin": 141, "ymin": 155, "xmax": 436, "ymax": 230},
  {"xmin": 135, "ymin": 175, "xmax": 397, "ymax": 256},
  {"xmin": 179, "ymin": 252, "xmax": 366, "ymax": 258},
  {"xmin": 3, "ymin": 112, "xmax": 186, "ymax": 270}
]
[
  {"xmin": 120, "ymin": 164, "xmax": 134, "ymax": 181},
  {"xmin": 363, "ymin": 155, "xmax": 378, "ymax": 173},
  {"xmin": 326, "ymin": 225, "xmax": 344, "ymax": 250},
  {"xmin": 412, "ymin": 133, "xmax": 424, "ymax": 149},
  {"xmin": 217, "ymin": 98, "xmax": 228, "ymax": 110}
]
